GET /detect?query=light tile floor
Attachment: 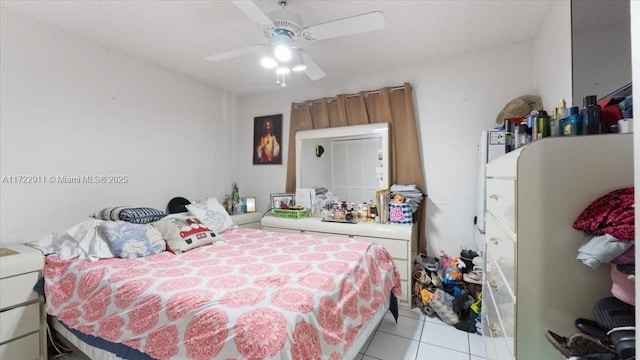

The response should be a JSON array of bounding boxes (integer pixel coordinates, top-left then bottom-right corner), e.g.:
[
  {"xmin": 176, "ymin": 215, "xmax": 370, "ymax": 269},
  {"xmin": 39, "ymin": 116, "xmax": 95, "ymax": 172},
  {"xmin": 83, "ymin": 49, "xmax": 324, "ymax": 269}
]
[
  {"xmin": 51, "ymin": 307, "xmax": 486, "ymax": 360},
  {"xmin": 356, "ymin": 306, "xmax": 486, "ymax": 360}
]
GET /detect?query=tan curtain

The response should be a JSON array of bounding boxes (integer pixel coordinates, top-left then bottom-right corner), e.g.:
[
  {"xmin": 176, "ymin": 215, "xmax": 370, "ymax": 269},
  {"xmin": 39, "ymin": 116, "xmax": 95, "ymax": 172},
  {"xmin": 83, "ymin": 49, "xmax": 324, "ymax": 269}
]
[{"xmin": 286, "ymin": 83, "xmax": 427, "ymax": 253}]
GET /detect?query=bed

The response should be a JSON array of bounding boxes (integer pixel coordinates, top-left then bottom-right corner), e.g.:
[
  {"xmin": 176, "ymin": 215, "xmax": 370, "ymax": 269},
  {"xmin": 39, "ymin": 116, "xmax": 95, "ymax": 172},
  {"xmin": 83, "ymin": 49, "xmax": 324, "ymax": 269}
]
[{"xmin": 42, "ymin": 226, "xmax": 401, "ymax": 360}]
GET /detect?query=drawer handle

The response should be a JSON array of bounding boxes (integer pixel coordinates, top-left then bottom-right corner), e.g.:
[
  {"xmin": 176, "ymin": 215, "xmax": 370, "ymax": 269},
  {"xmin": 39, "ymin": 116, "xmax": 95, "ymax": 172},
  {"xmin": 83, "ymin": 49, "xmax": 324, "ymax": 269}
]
[
  {"xmin": 489, "ymin": 278, "xmax": 499, "ymax": 290},
  {"xmin": 490, "ymin": 237, "xmax": 501, "ymax": 245},
  {"xmin": 490, "ymin": 322, "xmax": 500, "ymax": 335},
  {"xmin": 489, "ymin": 194, "xmax": 501, "ymax": 200}
]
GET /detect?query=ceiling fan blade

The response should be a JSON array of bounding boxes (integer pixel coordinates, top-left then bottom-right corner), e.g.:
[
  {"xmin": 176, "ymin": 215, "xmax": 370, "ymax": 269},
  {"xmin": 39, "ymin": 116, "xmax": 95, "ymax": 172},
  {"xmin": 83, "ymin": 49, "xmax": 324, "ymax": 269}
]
[
  {"xmin": 300, "ymin": 49, "xmax": 325, "ymax": 80},
  {"xmin": 302, "ymin": 11, "xmax": 385, "ymax": 41},
  {"xmin": 204, "ymin": 44, "xmax": 264, "ymax": 62},
  {"xmin": 230, "ymin": 0, "xmax": 273, "ymax": 27}
]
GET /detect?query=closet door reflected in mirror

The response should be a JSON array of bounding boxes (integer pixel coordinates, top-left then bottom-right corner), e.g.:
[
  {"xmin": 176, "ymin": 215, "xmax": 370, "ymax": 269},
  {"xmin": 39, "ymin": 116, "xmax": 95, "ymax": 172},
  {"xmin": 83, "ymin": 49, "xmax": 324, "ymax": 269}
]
[
  {"xmin": 296, "ymin": 123, "xmax": 389, "ymax": 202},
  {"xmin": 331, "ymin": 137, "xmax": 383, "ymax": 203},
  {"xmin": 571, "ymin": 0, "xmax": 631, "ymax": 104}
]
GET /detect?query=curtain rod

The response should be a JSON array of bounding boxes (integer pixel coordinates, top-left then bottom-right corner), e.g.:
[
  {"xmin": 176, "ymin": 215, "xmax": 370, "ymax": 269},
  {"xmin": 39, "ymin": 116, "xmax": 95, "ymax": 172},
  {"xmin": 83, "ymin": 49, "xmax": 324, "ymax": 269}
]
[{"xmin": 294, "ymin": 84, "xmax": 408, "ymax": 107}]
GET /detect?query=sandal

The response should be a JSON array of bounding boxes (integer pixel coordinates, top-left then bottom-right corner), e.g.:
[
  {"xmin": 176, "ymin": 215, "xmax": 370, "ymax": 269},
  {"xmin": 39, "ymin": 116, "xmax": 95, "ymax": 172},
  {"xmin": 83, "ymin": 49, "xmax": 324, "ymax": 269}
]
[
  {"xmin": 413, "ymin": 282, "xmax": 423, "ymax": 297},
  {"xmin": 430, "ymin": 272, "xmax": 442, "ymax": 288},
  {"xmin": 415, "ymin": 254, "xmax": 439, "ymax": 272},
  {"xmin": 463, "ymin": 267, "xmax": 483, "ymax": 284},
  {"xmin": 413, "ymin": 264, "xmax": 431, "ymax": 285},
  {"xmin": 545, "ymin": 330, "xmax": 572, "ymax": 357}
]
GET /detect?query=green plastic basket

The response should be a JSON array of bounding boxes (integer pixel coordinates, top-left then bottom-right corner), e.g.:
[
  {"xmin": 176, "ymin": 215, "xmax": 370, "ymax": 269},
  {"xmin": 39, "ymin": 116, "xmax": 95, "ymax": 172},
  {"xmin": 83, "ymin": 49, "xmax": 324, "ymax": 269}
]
[{"xmin": 272, "ymin": 208, "xmax": 310, "ymax": 219}]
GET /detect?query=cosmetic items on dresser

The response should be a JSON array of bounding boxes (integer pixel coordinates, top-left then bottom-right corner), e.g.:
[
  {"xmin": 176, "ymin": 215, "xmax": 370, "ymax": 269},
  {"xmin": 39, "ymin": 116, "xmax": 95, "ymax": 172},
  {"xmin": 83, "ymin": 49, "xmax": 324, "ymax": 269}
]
[
  {"xmin": 551, "ymin": 99, "xmax": 568, "ymax": 137},
  {"xmin": 537, "ymin": 110, "xmax": 551, "ymax": 139},
  {"xmin": 582, "ymin": 95, "xmax": 602, "ymax": 134},
  {"xmin": 560, "ymin": 106, "xmax": 584, "ymax": 136}
]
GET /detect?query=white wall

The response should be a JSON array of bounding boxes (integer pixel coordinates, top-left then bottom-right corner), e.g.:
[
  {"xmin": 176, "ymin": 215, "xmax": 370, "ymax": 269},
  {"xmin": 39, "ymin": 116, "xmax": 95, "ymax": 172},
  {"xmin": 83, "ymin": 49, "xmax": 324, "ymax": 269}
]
[
  {"xmin": 233, "ymin": 41, "xmax": 536, "ymax": 256},
  {"xmin": 534, "ymin": 0, "xmax": 573, "ymax": 109},
  {"xmin": 0, "ymin": 9, "xmax": 233, "ymax": 244}
]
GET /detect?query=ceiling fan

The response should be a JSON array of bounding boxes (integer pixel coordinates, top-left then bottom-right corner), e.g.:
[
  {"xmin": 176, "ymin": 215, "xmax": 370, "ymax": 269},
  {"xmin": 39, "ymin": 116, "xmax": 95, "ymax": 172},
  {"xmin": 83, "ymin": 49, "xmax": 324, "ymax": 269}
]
[{"xmin": 205, "ymin": 0, "xmax": 385, "ymax": 86}]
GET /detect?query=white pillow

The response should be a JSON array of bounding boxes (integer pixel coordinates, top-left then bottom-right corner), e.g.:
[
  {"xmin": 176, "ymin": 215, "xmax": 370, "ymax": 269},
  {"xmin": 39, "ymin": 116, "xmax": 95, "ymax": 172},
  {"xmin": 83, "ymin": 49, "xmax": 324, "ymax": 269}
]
[
  {"xmin": 151, "ymin": 214, "xmax": 217, "ymax": 253},
  {"xmin": 186, "ymin": 197, "xmax": 236, "ymax": 234}
]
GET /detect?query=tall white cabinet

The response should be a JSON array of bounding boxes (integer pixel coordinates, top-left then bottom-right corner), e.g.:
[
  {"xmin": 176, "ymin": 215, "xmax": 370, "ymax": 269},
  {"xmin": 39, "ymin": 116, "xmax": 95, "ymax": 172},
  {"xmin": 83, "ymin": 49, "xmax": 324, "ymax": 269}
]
[{"xmin": 482, "ymin": 134, "xmax": 634, "ymax": 359}]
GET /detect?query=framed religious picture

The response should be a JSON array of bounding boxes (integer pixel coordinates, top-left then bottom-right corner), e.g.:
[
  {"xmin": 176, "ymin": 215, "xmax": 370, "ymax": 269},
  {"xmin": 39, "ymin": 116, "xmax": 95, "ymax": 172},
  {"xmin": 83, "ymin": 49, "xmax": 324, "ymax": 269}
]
[{"xmin": 253, "ymin": 114, "xmax": 283, "ymax": 165}]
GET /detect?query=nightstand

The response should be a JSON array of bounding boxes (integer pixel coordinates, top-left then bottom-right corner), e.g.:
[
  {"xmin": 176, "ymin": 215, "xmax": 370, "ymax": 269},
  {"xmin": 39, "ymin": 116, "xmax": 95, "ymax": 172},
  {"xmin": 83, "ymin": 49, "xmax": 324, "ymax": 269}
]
[
  {"xmin": 0, "ymin": 245, "xmax": 46, "ymax": 360},
  {"xmin": 231, "ymin": 212, "xmax": 263, "ymax": 229}
]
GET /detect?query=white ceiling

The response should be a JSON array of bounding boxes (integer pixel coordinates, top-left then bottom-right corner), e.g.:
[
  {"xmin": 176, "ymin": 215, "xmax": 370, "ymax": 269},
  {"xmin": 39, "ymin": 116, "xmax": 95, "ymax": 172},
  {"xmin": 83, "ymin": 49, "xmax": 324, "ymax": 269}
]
[{"xmin": 2, "ymin": 0, "xmax": 557, "ymax": 95}]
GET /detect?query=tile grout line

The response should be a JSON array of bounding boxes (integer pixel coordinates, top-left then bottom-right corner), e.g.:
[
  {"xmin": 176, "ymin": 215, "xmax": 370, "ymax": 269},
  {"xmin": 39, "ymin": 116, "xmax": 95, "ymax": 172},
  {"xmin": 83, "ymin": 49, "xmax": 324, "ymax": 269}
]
[{"xmin": 413, "ymin": 312, "xmax": 427, "ymax": 360}]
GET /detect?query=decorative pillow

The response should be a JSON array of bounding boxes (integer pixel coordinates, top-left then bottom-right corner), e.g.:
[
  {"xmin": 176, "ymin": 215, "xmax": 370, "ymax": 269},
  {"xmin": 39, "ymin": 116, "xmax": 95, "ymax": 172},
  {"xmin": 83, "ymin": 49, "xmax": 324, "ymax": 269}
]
[
  {"xmin": 92, "ymin": 207, "xmax": 167, "ymax": 224},
  {"xmin": 151, "ymin": 214, "xmax": 217, "ymax": 253},
  {"xmin": 91, "ymin": 207, "xmax": 130, "ymax": 221},
  {"xmin": 186, "ymin": 197, "xmax": 236, "ymax": 234},
  {"xmin": 101, "ymin": 221, "xmax": 166, "ymax": 259},
  {"xmin": 572, "ymin": 187, "xmax": 634, "ymax": 242}
]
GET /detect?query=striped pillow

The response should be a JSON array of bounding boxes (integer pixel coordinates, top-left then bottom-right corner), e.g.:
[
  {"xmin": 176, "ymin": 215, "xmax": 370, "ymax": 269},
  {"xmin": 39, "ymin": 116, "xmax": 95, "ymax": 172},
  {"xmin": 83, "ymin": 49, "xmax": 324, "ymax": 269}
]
[{"xmin": 92, "ymin": 207, "xmax": 167, "ymax": 224}]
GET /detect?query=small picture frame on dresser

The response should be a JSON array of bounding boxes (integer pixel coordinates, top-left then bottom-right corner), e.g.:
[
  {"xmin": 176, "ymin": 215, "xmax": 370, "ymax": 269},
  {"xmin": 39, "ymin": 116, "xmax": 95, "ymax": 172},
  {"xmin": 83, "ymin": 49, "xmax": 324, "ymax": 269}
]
[
  {"xmin": 245, "ymin": 197, "xmax": 256, "ymax": 213},
  {"xmin": 270, "ymin": 193, "xmax": 294, "ymax": 210}
]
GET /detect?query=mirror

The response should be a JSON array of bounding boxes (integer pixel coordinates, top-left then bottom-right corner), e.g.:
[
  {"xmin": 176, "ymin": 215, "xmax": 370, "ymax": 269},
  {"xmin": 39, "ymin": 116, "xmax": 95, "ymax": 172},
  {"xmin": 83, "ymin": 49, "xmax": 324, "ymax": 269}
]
[
  {"xmin": 296, "ymin": 123, "xmax": 390, "ymax": 203},
  {"xmin": 571, "ymin": 0, "xmax": 631, "ymax": 105}
]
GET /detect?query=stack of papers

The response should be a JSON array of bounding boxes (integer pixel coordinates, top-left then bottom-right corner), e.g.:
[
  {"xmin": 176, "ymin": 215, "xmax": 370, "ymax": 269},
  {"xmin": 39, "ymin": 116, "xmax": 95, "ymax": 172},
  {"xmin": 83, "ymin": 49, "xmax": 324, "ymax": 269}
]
[{"xmin": 390, "ymin": 184, "xmax": 425, "ymax": 213}]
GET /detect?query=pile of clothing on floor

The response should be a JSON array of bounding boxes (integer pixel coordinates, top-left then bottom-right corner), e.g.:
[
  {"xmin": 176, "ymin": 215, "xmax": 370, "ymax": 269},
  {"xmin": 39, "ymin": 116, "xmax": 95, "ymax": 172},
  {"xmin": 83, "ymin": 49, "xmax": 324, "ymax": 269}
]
[
  {"xmin": 412, "ymin": 249, "xmax": 483, "ymax": 334},
  {"xmin": 546, "ymin": 187, "xmax": 635, "ymax": 360}
]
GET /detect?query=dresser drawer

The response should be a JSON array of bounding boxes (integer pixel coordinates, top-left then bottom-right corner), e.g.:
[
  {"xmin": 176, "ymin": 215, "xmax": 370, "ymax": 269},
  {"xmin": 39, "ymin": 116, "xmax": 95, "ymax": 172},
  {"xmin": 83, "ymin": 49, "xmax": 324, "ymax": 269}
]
[
  {"xmin": 0, "ymin": 332, "xmax": 40, "ymax": 360},
  {"xmin": 0, "ymin": 272, "xmax": 39, "ymax": 310},
  {"xmin": 304, "ymin": 231, "xmax": 350, "ymax": 238},
  {"xmin": 485, "ymin": 265, "xmax": 515, "ymax": 351},
  {"xmin": 0, "ymin": 302, "xmax": 40, "ymax": 343},
  {"xmin": 399, "ymin": 280, "xmax": 409, "ymax": 305},
  {"xmin": 485, "ymin": 217, "xmax": 515, "ymax": 293},
  {"xmin": 483, "ymin": 296, "xmax": 513, "ymax": 360},
  {"xmin": 352, "ymin": 236, "xmax": 408, "ymax": 260},
  {"xmin": 486, "ymin": 178, "xmax": 515, "ymax": 232},
  {"xmin": 261, "ymin": 227, "xmax": 301, "ymax": 234},
  {"xmin": 483, "ymin": 333, "xmax": 498, "ymax": 360},
  {"xmin": 395, "ymin": 260, "xmax": 408, "ymax": 280},
  {"xmin": 239, "ymin": 222, "xmax": 261, "ymax": 229}
]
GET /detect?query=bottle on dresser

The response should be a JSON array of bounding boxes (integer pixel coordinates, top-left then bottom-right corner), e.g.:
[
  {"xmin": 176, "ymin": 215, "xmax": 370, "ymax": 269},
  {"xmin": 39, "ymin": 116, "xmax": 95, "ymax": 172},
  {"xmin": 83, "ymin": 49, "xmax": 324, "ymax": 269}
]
[
  {"xmin": 560, "ymin": 106, "xmax": 584, "ymax": 136},
  {"xmin": 552, "ymin": 99, "xmax": 568, "ymax": 137},
  {"xmin": 582, "ymin": 95, "xmax": 602, "ymax": 134},
  {"xmin": 537, "ymin": 110, "xmax": 551, "ymax": 139}
]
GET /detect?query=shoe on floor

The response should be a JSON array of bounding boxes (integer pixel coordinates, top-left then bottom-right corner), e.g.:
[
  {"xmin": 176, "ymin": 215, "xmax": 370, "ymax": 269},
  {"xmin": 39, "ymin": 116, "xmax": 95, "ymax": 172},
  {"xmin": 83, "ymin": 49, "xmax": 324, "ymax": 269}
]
[{"xmin": 415, "ymin": 254, "xmax": 439, "ymax": 272}]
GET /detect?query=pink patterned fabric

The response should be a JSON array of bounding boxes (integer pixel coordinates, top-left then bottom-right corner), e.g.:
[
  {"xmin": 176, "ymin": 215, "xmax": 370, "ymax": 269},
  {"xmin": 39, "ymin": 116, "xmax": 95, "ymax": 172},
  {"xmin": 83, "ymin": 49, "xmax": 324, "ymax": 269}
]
[
  {"xmin": 573, "ymin": 187, "xmax": 635, "ymax": 241},
  {"xmin": 44, "ymin": 228, "xmax": 401, "ymax": 360}
]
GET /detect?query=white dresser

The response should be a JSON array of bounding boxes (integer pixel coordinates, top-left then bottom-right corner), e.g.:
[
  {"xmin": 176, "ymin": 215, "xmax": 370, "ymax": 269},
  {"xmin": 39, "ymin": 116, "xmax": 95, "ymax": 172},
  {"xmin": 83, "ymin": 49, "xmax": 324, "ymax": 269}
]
[
  {"xmin": 482, "ymin": 134, "xmax": 633, "ymax": 360},
  {"xmin": 261, "ymin": 216, "xmax": 417, "ymax": 307},
  {"xmin": 231, "ymin": 212, "xmax": 263, "ymax": 229},
  {"xmin": 0, "ymin": 245, "xmax": 47, "ymax": 360}
]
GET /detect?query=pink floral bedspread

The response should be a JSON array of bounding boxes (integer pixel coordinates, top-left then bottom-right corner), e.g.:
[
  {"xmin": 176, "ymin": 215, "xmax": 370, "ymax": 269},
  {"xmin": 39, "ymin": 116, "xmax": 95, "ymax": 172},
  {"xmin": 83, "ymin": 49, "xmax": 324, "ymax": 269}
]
[{"xmin": 44, "ymin": 228, "xmax": 401, "ymax": 360}]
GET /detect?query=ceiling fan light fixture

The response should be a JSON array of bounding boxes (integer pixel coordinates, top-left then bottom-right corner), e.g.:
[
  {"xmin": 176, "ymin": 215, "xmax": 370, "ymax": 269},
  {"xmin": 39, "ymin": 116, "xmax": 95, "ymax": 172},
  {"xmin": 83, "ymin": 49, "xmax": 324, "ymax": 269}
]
[
  {"xmin": 260, "ymin": 55, "xmax": 277, "ymax": 68},
  {"xmin": 276, "ymin": 66, "xmax": 291, "ymax": 75},
  {"xmin": 292, "ymin": 63, "xmax": 306, "ymax": 72},
  {"xmin": 273, "ymin": 43, "xmax": 292, "ymax": 62}
]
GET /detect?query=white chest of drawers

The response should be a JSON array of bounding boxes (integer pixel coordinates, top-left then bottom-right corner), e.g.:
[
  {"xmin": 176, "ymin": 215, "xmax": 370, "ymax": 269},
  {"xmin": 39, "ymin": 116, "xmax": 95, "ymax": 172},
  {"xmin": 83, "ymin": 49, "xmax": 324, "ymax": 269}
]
[
  {"xmin": 261, "ymin": 216, "xmax": 417, "ymax": 307},
  {"xmin": 231, "ymin": 212, "xmax": 263, "ymax": 229},
  {"xmin": 482, "ymin": 134, "xmax": 633, "ymax": 360},
  {"xmin": 0, "ymin": 245, "xmax": 46, "ymax": 360}
]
